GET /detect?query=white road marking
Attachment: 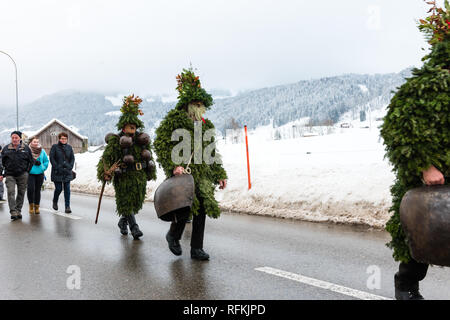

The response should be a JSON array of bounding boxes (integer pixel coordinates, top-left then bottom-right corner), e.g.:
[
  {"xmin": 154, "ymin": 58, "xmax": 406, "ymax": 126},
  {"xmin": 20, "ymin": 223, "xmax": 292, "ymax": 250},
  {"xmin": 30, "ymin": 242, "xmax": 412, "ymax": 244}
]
[
  {"xmin": 40, "ymin": 208, "xmax": 82, "ymax": 220},
  {"xmin": 255, "ymin": 266, "xmax": 392, "ymax": 300}
]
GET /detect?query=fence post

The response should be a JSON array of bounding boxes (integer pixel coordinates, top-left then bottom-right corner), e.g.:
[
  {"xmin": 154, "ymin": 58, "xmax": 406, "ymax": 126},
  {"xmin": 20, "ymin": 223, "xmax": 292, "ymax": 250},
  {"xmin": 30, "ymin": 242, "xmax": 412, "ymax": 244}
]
[{"xmin": 244, "ymin": 125, "xmax": 251, "ymax": 190}]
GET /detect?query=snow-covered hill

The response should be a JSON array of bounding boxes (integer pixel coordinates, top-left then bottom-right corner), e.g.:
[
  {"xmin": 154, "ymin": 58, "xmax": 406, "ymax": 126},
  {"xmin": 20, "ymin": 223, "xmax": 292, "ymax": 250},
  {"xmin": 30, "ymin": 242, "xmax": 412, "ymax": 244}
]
[{"xmin": 0, "ymin": 68, "xmax": 411, "ymax": 146}]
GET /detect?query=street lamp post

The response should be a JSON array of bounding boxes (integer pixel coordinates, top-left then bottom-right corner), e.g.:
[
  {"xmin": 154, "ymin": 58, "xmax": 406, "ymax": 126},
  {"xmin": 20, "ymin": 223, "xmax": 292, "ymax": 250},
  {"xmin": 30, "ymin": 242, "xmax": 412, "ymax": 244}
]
[{"xmin": 0, "ymin": 50, "xmax": 19, "ymax": 130}]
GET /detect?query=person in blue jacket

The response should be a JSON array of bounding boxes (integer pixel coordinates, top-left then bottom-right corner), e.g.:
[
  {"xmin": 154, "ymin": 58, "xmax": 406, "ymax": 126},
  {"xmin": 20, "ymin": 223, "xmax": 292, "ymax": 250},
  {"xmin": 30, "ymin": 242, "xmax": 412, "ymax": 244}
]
[{"xmin": 27, "ymin": 136, "xmax": 49, "ymax": 214}]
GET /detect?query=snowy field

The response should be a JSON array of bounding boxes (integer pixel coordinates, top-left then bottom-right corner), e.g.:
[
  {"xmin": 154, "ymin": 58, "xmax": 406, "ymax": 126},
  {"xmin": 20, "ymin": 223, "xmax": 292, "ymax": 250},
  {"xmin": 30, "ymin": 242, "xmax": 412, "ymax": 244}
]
[
  {"xmin": 43, "ymin": 119, "xmax": 395, "ymax": 229},
  {"xmin": 216, "ymin": 123, "xmax": 394, "ymax": 228}
]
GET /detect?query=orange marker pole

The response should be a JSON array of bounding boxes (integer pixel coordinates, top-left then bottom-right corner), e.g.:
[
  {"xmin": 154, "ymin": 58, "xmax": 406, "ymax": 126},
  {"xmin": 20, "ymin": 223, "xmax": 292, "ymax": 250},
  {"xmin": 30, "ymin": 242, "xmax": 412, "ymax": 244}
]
[{"xmin": 244, "ymin": 125, "xmax": 251, "ymax": 190}]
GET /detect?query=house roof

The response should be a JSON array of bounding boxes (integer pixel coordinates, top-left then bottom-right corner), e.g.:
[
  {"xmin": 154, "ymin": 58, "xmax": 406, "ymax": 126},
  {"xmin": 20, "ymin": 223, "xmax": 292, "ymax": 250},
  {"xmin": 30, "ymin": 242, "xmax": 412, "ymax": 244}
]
[{"xmin": 29, "ymin": 118, "xmax": 88, "ymax": 140}]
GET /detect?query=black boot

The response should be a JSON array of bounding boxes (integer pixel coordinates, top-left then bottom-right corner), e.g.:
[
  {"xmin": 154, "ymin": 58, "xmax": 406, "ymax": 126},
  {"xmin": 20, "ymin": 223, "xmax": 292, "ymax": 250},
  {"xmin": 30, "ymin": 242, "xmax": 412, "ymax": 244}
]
[
  {"xmin": 118, "ymin": 216, "xmax": 128, "ymax": 235},
  {"xmin": 409, "ymin": 284, "xmax": 425, "ymax": 300},
  {"xmin": 10, "ymin": 212, "xmax": 21, "ymax": 221},
  {"xmin": 394, "ymin": 274, "xmax": 425, "ymax": 300},
  {"xmin": 191, "ymin": 248, "xmax": 210, "ymax": 261},
  {"xmin": 126, "ymin": 214, "xmax": 143, "ymax": 240},
  {"xmin": 53, "ymin": 201, "xmax": 58, "ymax": 211},
  {"xmin": 166, "ymin": 231, "xmax": 182, "ymax": 256}
]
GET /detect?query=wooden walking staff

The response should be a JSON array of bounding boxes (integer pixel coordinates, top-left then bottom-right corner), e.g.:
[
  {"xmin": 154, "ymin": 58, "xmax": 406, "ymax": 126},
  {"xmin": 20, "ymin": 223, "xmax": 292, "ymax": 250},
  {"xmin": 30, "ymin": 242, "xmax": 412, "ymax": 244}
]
[
  {"xmin": 244, "ymin": 125, "xmax": 251, "ymax": 190},
  {"xmin": 95, "ymin": 160, "xmax": 120, "ymax": 224}
]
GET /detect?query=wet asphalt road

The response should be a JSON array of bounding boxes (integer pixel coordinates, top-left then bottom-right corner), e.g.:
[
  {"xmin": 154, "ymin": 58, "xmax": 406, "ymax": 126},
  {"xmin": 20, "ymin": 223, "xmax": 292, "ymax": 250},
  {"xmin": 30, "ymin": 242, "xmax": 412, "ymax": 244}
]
[{"xmin": 0, "ymin": 190, "xmax": 449, "ymax": 300}]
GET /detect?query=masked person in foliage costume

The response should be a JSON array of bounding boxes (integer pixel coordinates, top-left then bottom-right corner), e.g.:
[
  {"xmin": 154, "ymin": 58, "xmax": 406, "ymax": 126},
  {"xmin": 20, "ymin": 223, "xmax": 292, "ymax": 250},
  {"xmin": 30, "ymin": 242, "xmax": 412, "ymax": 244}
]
[
  {"xmin": 97, "ymin": 94, "xmax": 157, "ymax": 239},
  {"xmin": 153, "ymin": 68, "xmax": 228, "ymax": 260},
  {"xmin": 380, "ymin": 1, "xmax": 449, "ymax": 300}
]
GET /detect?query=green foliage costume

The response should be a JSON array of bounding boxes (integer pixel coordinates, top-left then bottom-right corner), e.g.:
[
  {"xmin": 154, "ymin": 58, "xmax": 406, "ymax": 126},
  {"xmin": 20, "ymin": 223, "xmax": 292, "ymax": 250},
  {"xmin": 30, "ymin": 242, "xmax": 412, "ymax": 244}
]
[
  {"xmin": 380, "ymin": 1, "xmax": 450, "ymax": 263},
  {"xmin": 153, "ymin": 68, "xmax": 227, "ymax": 219},
  {"xmin": 97, "ymin": 95, "xmax": 157, "ymax": 217}
]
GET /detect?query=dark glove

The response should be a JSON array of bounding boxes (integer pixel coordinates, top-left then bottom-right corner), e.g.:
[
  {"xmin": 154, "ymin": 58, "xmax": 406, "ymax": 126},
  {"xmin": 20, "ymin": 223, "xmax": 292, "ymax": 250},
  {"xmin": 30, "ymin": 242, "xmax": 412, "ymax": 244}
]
[{"xmin": 35, "ymin": 160, "xmax": 41, "ymax": 166}]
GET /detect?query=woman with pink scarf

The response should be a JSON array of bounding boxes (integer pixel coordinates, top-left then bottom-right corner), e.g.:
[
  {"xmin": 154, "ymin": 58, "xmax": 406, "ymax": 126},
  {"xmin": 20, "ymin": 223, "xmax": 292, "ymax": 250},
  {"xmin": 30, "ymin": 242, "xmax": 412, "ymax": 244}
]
[{"xmin": 27, "ymin": 136, "xmax": 49, "ymax": 214}]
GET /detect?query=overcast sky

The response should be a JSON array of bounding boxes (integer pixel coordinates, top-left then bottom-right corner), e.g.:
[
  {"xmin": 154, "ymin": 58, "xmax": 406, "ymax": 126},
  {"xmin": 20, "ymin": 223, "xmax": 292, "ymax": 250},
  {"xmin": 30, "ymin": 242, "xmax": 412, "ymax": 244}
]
[{"xmin": 0, "ymin": 0, "xmax": 440, "ymax": 106}]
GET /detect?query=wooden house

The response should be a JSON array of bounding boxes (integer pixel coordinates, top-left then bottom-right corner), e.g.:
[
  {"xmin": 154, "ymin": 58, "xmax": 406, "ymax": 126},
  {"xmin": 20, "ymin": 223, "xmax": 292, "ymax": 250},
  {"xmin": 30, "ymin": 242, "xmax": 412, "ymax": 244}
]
[{"xmin": 24, "ymin": 119, "xmax": 88, "ymax": 154}]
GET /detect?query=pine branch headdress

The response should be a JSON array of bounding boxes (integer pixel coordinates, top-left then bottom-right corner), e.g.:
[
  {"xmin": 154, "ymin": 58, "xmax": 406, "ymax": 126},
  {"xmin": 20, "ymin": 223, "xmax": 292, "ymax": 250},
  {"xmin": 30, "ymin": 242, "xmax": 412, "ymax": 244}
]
[
  {"xmin": 116, "ymin": 94, "xmax": 145, "ymax": 130},
  {"xmin": 175, "ymin": 67, "xmax": 213, "ymax": 111}
]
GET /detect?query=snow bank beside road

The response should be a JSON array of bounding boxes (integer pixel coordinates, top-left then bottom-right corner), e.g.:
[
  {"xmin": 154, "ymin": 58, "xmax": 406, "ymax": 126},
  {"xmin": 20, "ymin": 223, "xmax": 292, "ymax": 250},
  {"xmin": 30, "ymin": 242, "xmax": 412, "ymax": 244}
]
[
  {"xmin": 47, "ymin": 126, "xmax": 394, "ymax": 229},
  {"xmin": 216, "ymin": 126, "xmax": 394, "ymax": 228}
]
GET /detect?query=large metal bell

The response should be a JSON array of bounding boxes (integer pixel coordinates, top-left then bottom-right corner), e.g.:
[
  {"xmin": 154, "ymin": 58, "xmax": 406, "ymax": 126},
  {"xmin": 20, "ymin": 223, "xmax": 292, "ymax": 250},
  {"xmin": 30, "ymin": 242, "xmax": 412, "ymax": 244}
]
[
  {"xmin": 123, "ymin": 154, "xmax": 135, "ymax": 164},
  {"xmin": 400, "ymin": 185, "xmax": 450, "ymax": 267},
  {"xmin": 154, "ymin": 174, "xmax": 195, "ymax": 222},
  {"xmin": 141, "ymin": 149, "xmax": 152, "ymax": 161},
  {"xmin": 136, "ymin": 132, "xmax": 150, "ymax": 146},
  {"xmin": 105, "ymin": 133, "xmax": 119, "ymax": 144},
  {"xmin": 119, "ymin": 136, "xmax": 133, "ymax": 149}
]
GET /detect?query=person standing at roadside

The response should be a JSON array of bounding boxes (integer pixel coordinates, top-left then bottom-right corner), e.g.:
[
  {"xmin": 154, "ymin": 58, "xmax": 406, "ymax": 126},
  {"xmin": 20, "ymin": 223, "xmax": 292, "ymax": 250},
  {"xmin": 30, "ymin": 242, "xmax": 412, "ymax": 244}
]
[
  {"xmin": 27, "ymin": 136, "xmax": 49, "ymax": 214},
  {"xmin": 50, "ymin": 132, "xmax": 75, "ymax": 213},
  {"xmin": 0, "ymin": 131, "xmax": 34, "ymax": 220},
  {"xmin": 0, "ymin": 145, "xmax": 5, "ymax": 203}
]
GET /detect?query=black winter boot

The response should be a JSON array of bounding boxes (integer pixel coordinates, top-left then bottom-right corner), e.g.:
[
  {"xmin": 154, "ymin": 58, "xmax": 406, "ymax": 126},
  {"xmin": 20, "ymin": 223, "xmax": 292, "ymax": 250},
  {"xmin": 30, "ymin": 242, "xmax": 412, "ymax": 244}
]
[
  {"xmin": 409, "ymin": 283, "xmax": 425, "ymax": 300},
  {"xmin": 166, "ymin": 231, "xmax": 182, "ymax": 256},
  {"xmin": 394, "ymin": 274, "xmax": 425, "ymax": 300},
  {"xmin": 126, "ymin": 214, "xmax": 143, "ymax": 240},
  {"xmin": 191, "ymin": 248, "xmax": 210, "ymax": 261},
  {"xmin": 53, "ymin": 201, "xmax": 58, "ymax": 211},
  {"xmin": 118, "ymin": 216, "xmax": 128, "ymax": 235}
]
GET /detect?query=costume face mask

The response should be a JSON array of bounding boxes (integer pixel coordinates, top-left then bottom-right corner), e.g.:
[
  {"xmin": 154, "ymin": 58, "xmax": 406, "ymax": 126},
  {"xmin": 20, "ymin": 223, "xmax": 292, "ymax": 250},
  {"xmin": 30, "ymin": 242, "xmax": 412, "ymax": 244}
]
[
  {"xmin": 123, "ymin": 123, "xmax": 137, "ymax": 136},
  {"xmin": 187, "ymin": 102, "xmax": 206, "ymax": 121}
]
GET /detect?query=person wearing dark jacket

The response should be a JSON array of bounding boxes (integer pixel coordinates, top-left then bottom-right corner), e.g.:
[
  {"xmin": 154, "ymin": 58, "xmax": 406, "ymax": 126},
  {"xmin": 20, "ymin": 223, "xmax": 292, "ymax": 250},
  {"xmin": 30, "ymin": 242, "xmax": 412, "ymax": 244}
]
[
  {"xmin": 0, "ymin": 145, "xmax": 5, "ymax": 203},
  {"xmin": 50, "ymin": 132, "xmax": 75, "ymax": 213},
  {"xmin": 0, "ymin": 131, "xmax": 34, "ymax": 220}
]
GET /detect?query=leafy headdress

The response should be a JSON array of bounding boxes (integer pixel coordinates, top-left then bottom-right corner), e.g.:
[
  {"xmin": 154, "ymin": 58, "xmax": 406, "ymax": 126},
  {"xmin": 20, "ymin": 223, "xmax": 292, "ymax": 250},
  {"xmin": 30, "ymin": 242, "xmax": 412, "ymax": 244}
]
[
  {"xmin": 418, "ymin": 0, "xmax": 450, "ymax": 68},
  {"xmin": 116, "ymin": 94, "xmax": 145, "ymax": 131},
  {"xmin": 175, "ymin": 67, "xmax": 213, "ymax": 111}
]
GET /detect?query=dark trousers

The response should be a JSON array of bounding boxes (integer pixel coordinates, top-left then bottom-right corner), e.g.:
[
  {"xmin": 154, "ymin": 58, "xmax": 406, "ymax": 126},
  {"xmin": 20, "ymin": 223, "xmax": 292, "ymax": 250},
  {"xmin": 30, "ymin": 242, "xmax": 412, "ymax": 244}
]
[
  {"xmin": 5, "ymin": 172, "xmax": 28, "ymax": 215},
  {"xmin": 53, "ymin": 181, "xmax": 71, "ymax": 207},
  {"xmin": 169, "ymin": 209, "xmax": 206, "ymax": 249},
  {"xmin": 395, "ymin": 258, "xmax": 429, "ymax": 290},
  {"xmin": 27, "ymin": 174, "xmax": 44, "ymax": 205}
]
